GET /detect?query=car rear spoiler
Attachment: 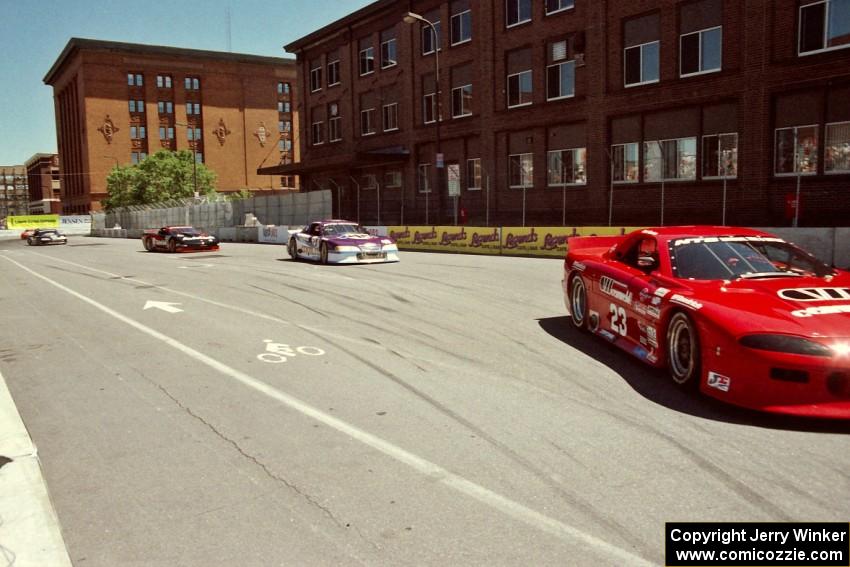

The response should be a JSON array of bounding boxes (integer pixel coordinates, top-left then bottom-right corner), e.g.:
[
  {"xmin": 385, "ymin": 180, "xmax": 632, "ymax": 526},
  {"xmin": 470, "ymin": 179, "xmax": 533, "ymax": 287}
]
[{"xmin": 568, "ymin": 235, "xmax": 625, "ymax": 257}]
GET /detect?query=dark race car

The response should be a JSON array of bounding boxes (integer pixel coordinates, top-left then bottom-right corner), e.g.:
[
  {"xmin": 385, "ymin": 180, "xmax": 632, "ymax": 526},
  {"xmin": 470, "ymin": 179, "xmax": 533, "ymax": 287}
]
[
  {"xmin": 563, "ymin": 226, "xmax": 850, "ymax": 419},
  {"xmin": 142, "ymin": 226, "xmax": 219, "ymax": 253},
  {"xmin": 287, "ymin": 220, "xmax": 400, "ymax": 264},
  {"xmin": 27, "ymin": 229, "xmax": 67, "ymax": 246}
]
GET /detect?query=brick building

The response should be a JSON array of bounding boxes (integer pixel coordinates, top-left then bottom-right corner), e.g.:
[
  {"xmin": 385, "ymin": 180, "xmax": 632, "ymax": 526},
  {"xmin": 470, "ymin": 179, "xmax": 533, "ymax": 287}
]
[
  {"xmin": 267, "ymin": 0, "xmax": 850, "ymax": 227},
  {"xmin": 44, "ymin": 38, "xmax": 299, "ymax": 213},
  {"xmin": 0, "ymin": 165, "xmax": 29, "ymax": 221},
  {"xmin": 25, "ymin": 154, "xmax": 61, "ymax": 215}
]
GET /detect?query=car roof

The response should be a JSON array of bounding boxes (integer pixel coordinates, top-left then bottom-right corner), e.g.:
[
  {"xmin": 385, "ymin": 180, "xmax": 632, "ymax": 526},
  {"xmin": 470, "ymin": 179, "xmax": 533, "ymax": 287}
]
[{"xmin": 635, "ymin": 226, "xmax": 772, "ymax": 240}]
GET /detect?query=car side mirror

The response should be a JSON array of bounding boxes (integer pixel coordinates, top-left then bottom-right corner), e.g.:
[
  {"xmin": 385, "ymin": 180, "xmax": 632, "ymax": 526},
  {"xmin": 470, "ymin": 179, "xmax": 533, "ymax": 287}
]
[{"xmin": 637, "ymin": 255, "xmax": 658, "ymax": 269}]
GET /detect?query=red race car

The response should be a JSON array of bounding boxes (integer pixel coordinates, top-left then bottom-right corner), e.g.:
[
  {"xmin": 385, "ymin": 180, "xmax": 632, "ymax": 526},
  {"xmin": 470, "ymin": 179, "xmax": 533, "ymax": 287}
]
[
  {"xmin": 563, "ymin": 226, "xmax": 850, "ymax": 419},
  {"xmin": 142, "ymin": 226, "xmax": 219, "ymax": 253}
]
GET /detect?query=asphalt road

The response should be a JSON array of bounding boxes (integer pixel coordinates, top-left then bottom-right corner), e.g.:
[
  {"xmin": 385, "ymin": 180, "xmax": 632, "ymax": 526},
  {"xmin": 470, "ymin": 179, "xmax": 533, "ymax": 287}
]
[{"xmin": 0, "ymin": 236, "xmax": 848, "ymax": 566}]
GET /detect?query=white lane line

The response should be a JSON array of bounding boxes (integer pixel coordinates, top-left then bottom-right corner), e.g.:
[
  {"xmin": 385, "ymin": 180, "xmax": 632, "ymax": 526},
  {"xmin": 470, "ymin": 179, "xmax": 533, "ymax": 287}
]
[{"xmin": 4, "ymin": 255, "xmax": 653, "ymax": 566}]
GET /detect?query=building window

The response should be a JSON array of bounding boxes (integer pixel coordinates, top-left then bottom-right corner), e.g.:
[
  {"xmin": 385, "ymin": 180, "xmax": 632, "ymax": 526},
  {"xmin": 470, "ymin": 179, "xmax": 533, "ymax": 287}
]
[
  {"xmin": 278, "ymin": 101, "xmax": 291, "ymax": 113},
  {"xmin": 385, "ymin": 170, "xmax": 402, "ymax": 188},
  {"xmin": 187, "ymin": 127, "xmax": 202, "ymax": 141},
  {"xmin": 381, "ymin": 38, "xmax": 398, "ymax": 68},
  {"xmin": 127, "ymin": 73, "xmax": 143, "ymax": 86},
  {"xmin": 507, "ymin": 70, "xmax": 533, "ymax": 108},
  {"xmin": 466, "ymin": 158, "xmax": 482, "ymax": 190},
  {"xmin": 612, "ymin": 143, "xmax": 639, "ymax": 183},
  {"xmin": 158, "ymin": 101, "xmax": 174, "ymax": 114},
  {"xmin": 128, "ymin": 100, "xmax": 145, "ymax": 113},
  {"xmin": 278, "ymin": 120, "xmax": 286, "ymax": 133},
  {"xmin": 644, "ymin": 138, "xmax": 697, "ymax": 181},
  {"xmin": 310, "ymin": 62, "xmax": 322, "ymax": 92},
  {"xmin": 280, "ymin": 120, "xmax": 291, "ymax": 132},
  {"xmin": 702, "ymin": 133, "xmax": 738, "ymax": 178},
  {"xmin": 775, "ymin": 125, "xmax": 819, "ymax": 175},
  {"xmin": 423, "ymin": 92, "xmax": 439, "ymax": 124},
  {"xmin": 418, "ymin": 164, "xmax": 431, "ymax": 193},
  {"xmin": 130, "ymin": 126, "xmax": 146, "ymax": 139},
  {"xmin": 185, "ymin": 77, "xmax": 200, "ymax": 90},
  {"xmin": 799, "ymin": 0, "xmax": 850, "ymax": 55},
  {"xmin": 625, "ymin": 41, "xmax": 660, "ymax": 87},
  {"xmin": 422, "ymin": 21, "xmax": 442, "ymax": 55},
  {"xmin": 507, "ymin": 0, "xmax": 532, "ymax": 27},
  {"xmin": 156, "ymin": 75, "xmax": 172, "ymax": 88},
  {"xmin": 359, "ymin": 46, "xmax": 375, "ymax": 75},
  {"xmin": 186, "ymin": 102, "xmax": 201, "ymax": 116},
  {"xmin": 158, "ymin": 126, "xmax": 175, "ymax": 140},
  {"xmin": 546, "ymin": 60, "xmax": 575, "ymax": 100},
  {"xmin": 547, "ymin": 148, "xmax": 587, "ymax": 185},
  {"xmin": 278, "ymin": 139, "xmax": 292, "ymax": 152},
  {"xmin": 680, "ymin": 27, "xmax": 722, "ymax": 77},
  {"xmin": 329, "ymin": 116, "xmax": 342, "ymax": 142},
  {"xmin": 546, "ymin": 0, "xmax": 575, "ymax": 15},
  {"xmin": 311, "ymin": 122, "xmax": 324, "ymax": 145},
  {"xmin": 361, "ymin": 108, "xmax": 376, "ymax": 135},
  {"xmin": 451, "ymin": 85, "xmax": 473, "ymax": 117},
  {"xmin": 195, "ymin": 153, "xmax": 204, "ymax": 163},
  {"xmin": 278, "ymin": 82, "xmax": 291, "ymax": 95},
  {"xmin": 327, "ymin": 58, "xmax": 341, "ymax": 86},
  {"xmin": 451, "ymin": 9, "xmax": 472, "ymax": 45},
  {"xmin": 130, "ymin": 152, "xmax": 147, "ymax": 164},
  {"xmin": 383, "ymin": 103, "xmax": 399, "ymax": 131},
  {"xmin": 826, "ymin": 121, "xmax": 850, "ymax": 172},
  {"xmin": 509, "ymin": 153, "xmax": 533, "ymax": 188}
]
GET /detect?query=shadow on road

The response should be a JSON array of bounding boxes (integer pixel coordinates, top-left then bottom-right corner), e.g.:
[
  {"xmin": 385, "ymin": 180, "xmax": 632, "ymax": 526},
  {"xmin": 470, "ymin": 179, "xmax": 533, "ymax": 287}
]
[{"xmin": 537, "ymin": 315, "xmax": 850, "ymax": 434}]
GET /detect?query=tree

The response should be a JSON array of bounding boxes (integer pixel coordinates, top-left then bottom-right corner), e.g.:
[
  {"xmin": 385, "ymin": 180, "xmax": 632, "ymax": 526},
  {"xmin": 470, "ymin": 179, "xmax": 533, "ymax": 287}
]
[
  {"xmin": 103, "ymin": 150, "xmax": 217, "ymax": 210},
  {"xmin": 225, "ymin": 189, "xmax": 253, "ymax": 201}
]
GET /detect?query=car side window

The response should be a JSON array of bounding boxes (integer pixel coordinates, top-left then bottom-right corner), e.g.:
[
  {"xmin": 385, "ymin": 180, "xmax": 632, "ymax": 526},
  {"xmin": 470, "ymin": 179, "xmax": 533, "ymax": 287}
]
[{"xmin": 623, "ymin": 238, "xmax": 659, "ymax": 272}]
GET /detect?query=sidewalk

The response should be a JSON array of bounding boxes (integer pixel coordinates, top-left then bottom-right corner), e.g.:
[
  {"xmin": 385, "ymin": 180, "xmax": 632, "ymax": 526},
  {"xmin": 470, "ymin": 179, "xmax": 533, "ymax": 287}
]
[{"xmin": 0, "ymin": 369, "xmax": 72, "ymax": 566}]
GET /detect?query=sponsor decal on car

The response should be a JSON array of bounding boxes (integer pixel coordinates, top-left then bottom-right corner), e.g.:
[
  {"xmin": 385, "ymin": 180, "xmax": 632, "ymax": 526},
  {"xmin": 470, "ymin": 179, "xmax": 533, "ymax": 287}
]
[
  {"xmin": 571, "ymin": 261, "xmax": 586, "ymax": 272},
  {"xmin": 597, "ymin": 328, "xmax": 617, "ymax": 342},
  {"xmin": 654, "ymin": 287, "xmax": 671, "ymax": 298},
  {"xmin": 670, "ymin": 294, "xmax": 703, "ymax": 311},
  {"xmin": 639, "ymin": 323, "xmax": 658, "ymax": 347},
  {"xmin": 707, "ymin": 371, "xmax": 731, "ymax": 392},
  {"xmin": 600, "ymin": 276, "xmax": 633, "ymax": 305},
  {"xmin": 778, "ymin": 287, "xmax": 850, "ymax": 302},
  {"xmin": 791, "ymin": 304, "xmax": 850, "ymax": 318}
]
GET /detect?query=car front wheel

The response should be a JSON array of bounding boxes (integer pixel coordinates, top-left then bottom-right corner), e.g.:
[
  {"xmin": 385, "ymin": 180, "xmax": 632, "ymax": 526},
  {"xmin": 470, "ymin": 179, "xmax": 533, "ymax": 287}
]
[
  {"xmin": 143, "ymin": 237, "xmax": 154, "ymax": 251},
  {"xmin": 288, "ymin": 238, "xmax": 299, "ymax": 260},
  {"xmin": 320, "ymin": 242, "xmax": 329, "ymax": 265},
  {"xmin": 167, "ymin": 239, "xmax": 177, "ymax": 253},
  {"xmin": 569, "ymin": 275, "xmax": 589, "ymax": 330},
  {"xmin": 667, "ymin": 312, "xmax": 701, "ymax": 388}
]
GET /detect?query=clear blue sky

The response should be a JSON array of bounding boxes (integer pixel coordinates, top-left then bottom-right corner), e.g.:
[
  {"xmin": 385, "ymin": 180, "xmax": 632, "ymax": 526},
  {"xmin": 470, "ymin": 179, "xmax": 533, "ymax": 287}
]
[{"xmin": 0, "ymin": 0, "xmax": 374, "ymax": 165}]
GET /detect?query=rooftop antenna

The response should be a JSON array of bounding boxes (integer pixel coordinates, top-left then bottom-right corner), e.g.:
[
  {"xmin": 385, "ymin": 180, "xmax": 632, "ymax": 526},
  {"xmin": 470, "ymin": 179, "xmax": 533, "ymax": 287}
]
[{"xmin": 226, "ymin": 6, "xmax": 232, "ymax": 52}]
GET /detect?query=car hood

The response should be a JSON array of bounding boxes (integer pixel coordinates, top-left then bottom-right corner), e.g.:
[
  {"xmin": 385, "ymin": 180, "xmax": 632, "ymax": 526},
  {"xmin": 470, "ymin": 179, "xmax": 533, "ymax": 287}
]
[
  {"xmin": 683, "ymin": 271, "xmax": 850, "ymax": 338},
  {"xmin": 326, "ymin": 234, "xmax": 387, "ymax": 246}
]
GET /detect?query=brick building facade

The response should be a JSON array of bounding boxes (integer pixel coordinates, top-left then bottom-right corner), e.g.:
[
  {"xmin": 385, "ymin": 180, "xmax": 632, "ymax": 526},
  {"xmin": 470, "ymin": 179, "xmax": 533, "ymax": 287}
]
[
  {"xmin": 0, "ymin": 165, "xmax": 29, "ymax": 221},
  {"xmin": 25, "ymin": 154, "xmax": 61, "ymax": 215},
  {"xmin": 268, "ymin": 0, "xmax": 850, "ymax": 227},
  {"xmin": 44, "ymin": 39, "xmax": 299, "ymax": 213}
]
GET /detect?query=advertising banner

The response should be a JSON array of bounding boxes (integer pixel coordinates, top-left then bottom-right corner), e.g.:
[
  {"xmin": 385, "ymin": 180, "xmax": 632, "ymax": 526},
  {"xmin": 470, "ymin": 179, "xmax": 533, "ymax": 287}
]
[
  {"xmin": 363, "ymin": 226, "xmax": 388, "ymax": 237},
  {"xmin": 387, "ymin": 226, "xmax": 502, "ymax": 255},
  {"xmin": 60, "ymin": 215, "xmax": 92, "ymax": 235},
  {"xmin": 501, "ymin": 226, "xmax": 644, "ymax": 257},
  {"xmin": 6, "ymin": 214, "xmax": 60, "ymax": 229},
  {"xmin": 258, "ymin": 225, "xmax": 290, "ymax": 244}
]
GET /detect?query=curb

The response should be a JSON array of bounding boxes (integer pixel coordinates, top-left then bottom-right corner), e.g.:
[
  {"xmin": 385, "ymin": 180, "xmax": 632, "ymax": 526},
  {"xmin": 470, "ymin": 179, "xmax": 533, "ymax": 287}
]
[{"xmin": 0, "ymin": 370, "xmax": 72, "ymax": 567}]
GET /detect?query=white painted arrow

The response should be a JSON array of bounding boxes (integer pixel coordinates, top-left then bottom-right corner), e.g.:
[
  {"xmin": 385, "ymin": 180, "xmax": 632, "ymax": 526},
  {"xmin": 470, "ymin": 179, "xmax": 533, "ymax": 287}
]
[{"xmin": 143, "ymin": 300, "xmax": 183, "ymax": 314}]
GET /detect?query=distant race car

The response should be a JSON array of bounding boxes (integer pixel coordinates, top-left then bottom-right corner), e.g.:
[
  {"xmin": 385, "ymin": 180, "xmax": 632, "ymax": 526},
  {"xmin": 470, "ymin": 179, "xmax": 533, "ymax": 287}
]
[
  {"xmin": 142, "ymin": 226, "xmax": 219, "ymax": 253},
  {"xmin": 288, "ymin": 220, "xmax": 400, "ymax": 264},
  {"xmin": 27, "ymin": 229, "xmax": 67, "ymax": 246},
  {"xmin": 563, "ymin": 226, "xmax": 850, "ymax": 419}
]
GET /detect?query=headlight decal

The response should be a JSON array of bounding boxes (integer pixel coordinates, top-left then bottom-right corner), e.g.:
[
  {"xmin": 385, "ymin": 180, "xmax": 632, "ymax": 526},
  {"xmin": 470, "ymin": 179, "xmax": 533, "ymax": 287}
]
[{"xmin": 739, "ymin": 334, "xmax": 833, "ymax": 357}]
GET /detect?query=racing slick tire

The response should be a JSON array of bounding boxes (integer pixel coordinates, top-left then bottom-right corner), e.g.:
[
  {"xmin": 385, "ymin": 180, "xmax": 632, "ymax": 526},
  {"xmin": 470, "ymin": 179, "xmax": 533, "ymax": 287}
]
[
  {"xmin": 320, "ymin": 242, "xmax": 329, "ymax": 265},
  {"xmin": 568, "ymin": 274, "xmax": 589, "ymax": 330},
  {"xmin": 288, "ymin": 238, "xmax": 299, "ymax": 261},
  {"xmin": 667, "ymin": 312, "xmax": 701, "ymax": 389},
  {"xmin": 167, "ymin": 238, "xmax": 177, "ymax": 253},
  {"xmin": 143, "ymin": 237, "xmax": 154, "ymax": 252},
  {"xmin": 26, "ymin": 238, "xmax": 33, "ymax": 246}
]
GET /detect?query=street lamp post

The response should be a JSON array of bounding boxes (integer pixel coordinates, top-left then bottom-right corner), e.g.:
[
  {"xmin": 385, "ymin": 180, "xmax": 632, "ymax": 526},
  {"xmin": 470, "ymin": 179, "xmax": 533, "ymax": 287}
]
[{"xmin": 405, "ymin": 12, "xmax": 441, "ymax": 225}]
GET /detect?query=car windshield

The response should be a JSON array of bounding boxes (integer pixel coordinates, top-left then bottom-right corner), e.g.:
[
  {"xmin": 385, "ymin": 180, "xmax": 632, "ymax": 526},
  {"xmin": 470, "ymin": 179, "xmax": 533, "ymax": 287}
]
[
  {"xmin": 323, "ymin": 224, "xmax": 363, "ymax": 236},
  {"xmin": 670, "ymin": 237, "xmax": 833, "ymax": 280},
  {"xmin": 173, "ymin": 227, "xmax": 201, "ymax": 236}
]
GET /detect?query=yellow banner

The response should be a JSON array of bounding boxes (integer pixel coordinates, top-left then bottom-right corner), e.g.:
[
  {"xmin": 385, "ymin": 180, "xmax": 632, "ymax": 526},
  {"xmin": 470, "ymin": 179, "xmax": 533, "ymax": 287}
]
[
  {"xmin": 6, "ymin": 215, "xmax": 60, "ymax": 229},
  {"xmin": 501, "ymin": 226, "xmax": 644, "ymax": 257},
  {"xmin": 387, "ymin": 226, "xmax": 502, "ymax": 255}
]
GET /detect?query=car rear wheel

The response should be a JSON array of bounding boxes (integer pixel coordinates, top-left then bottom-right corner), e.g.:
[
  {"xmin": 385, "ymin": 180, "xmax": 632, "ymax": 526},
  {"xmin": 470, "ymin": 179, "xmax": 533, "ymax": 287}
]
[
  {"xmin": 288, "ymin": 238, "xmax": 299, "ymax": 260},
  {"xmin": 167, "ymin": 239, "xmax": 177, "ymax": 253},
  {"xmin": 320, "ymin": 242, "xmax": 329, "ymax": 265},
  {"xmin": 143, "ymin": 237, "xmax": 154, "ymax": 252},
  {"xmin": 667, "ymin": 312, "xmax": 700, "ymax": 388},
  {"xmin": 569, "ymin": 275, "xmax": 589, "ymax": 329}
]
